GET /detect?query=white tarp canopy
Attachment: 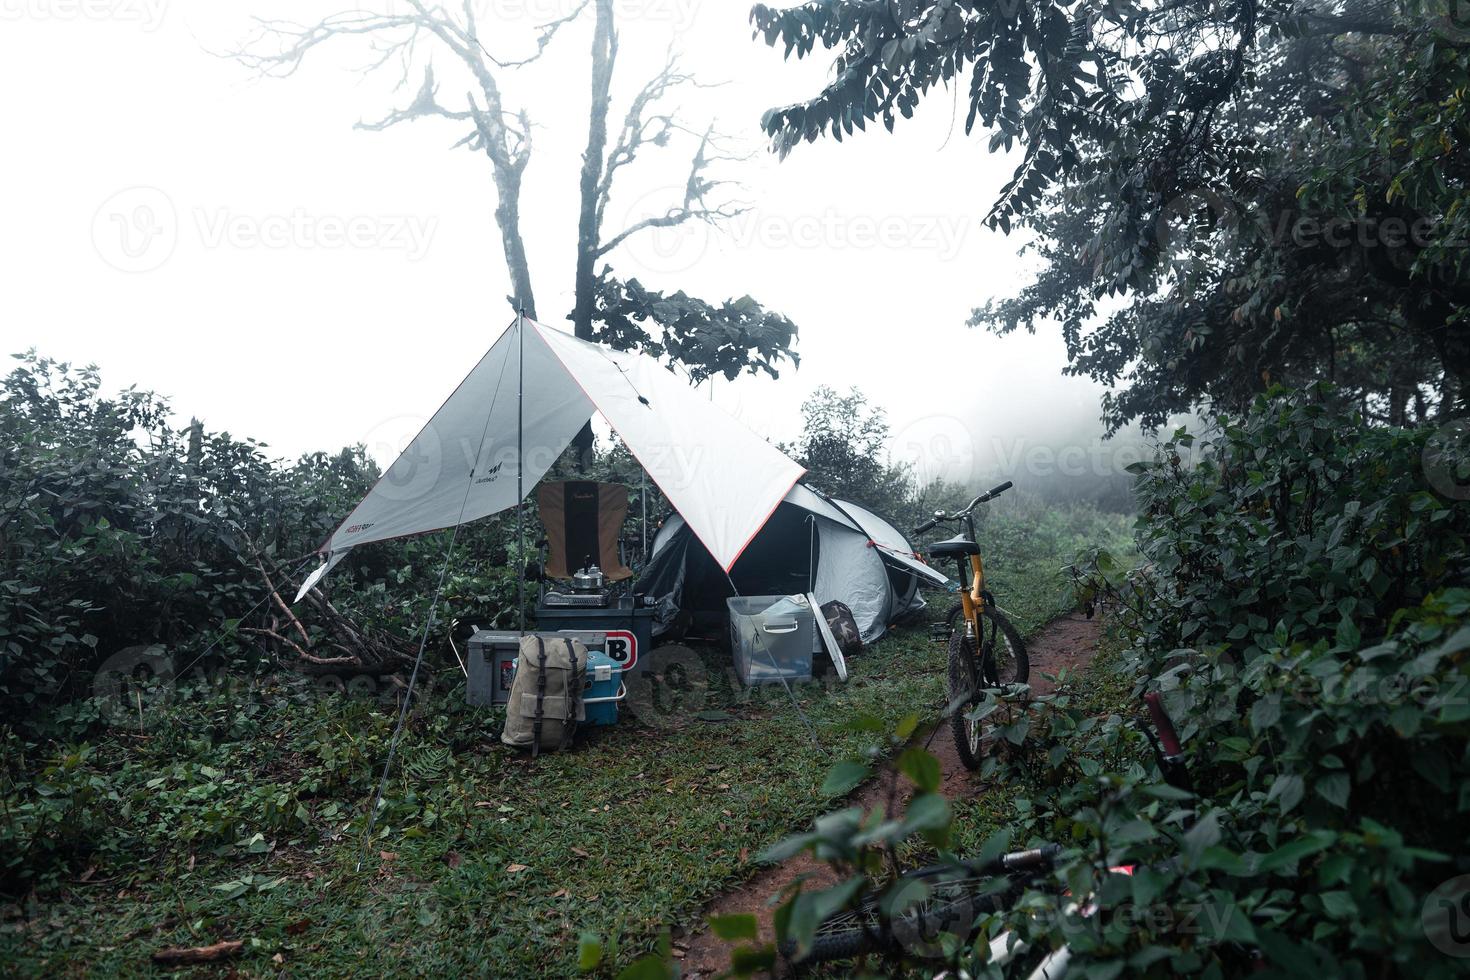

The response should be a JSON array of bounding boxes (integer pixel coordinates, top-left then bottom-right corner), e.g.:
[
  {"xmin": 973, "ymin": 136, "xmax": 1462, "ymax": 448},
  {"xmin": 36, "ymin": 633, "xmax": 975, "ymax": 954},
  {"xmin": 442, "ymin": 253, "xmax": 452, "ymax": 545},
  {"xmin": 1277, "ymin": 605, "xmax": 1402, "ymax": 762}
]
[{"xmin": 301, "ymin": 318, "xmax": 804, "ymax": 598}]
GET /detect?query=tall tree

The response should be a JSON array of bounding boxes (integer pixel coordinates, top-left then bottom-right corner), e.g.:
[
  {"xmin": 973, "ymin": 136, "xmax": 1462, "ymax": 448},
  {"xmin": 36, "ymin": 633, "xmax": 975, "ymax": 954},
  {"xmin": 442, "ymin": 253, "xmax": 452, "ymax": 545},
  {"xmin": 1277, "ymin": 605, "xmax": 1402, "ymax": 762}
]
[
  {"xmin": 751, "ymin": 0, "xmax": 1468, "ymax": 429},
  {"xmin": 233, "ymin": 3, "xmax": 798, "ymax": 408},
  {"xmin": 235, "ymin": 1, "xmax": 573, "ymax": 316}
]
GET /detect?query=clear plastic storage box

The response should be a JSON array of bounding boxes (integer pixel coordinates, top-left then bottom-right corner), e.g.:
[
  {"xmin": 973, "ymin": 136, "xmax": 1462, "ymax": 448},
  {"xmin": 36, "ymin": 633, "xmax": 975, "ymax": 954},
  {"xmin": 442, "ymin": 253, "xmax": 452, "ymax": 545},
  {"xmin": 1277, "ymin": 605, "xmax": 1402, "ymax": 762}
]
[{"xmin": 727, "ymin": 595, "xmax": 815, "ymax": 685}]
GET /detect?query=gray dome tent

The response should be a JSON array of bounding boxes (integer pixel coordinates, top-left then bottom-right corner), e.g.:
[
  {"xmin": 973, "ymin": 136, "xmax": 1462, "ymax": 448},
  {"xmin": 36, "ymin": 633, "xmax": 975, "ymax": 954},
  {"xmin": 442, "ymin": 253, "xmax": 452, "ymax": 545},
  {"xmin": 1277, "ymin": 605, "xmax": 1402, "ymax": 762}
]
[{"xmin": 634, "ymin": 483, "xmax": 948, "ymax": 643}]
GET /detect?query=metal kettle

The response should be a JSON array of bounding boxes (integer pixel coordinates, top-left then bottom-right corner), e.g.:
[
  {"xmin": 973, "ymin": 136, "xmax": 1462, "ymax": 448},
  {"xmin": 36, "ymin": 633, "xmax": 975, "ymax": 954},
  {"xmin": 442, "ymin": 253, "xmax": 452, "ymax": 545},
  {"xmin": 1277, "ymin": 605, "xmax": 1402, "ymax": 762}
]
[{"xmin": 573, "ymin": 563, "xmax": 606, "ymax": 592}]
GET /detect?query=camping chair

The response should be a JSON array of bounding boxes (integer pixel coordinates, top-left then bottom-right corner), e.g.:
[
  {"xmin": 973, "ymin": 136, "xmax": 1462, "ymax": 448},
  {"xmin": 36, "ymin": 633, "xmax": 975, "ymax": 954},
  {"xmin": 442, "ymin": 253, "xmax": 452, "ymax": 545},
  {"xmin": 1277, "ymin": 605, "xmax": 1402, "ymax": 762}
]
[{"xmin": 535, "ymin": 481, "xmax": 635, "ymax": 583}]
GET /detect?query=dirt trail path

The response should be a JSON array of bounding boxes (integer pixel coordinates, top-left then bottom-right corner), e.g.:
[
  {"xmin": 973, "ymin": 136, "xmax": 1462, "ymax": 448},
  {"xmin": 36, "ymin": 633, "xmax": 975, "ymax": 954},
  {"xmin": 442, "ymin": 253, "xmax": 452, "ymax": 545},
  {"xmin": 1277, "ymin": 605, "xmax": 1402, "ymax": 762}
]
[{"xmin": 677, "ymin": 612, "xmax": 1103, "ymax": 977}]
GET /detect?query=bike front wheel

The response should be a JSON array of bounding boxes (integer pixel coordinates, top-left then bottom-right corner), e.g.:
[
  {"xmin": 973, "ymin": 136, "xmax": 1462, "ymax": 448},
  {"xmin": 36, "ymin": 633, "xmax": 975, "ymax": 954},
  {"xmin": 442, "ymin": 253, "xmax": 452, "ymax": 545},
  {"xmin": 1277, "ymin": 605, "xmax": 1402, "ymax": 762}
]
[{"xmin": 946, "ymin": 606, "xmax": 1028, "ymax": 770}]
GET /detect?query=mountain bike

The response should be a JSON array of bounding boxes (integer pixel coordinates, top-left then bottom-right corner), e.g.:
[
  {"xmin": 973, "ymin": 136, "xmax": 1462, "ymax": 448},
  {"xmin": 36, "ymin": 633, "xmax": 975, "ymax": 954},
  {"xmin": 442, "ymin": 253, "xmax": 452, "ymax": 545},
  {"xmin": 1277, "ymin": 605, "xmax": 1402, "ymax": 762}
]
[
  {"xmin": 913, "ymin": 481, "xmax": 1028, "ymax": 770},
  {"xmin": 786, "ymin": 693, "xmax": 1196, "ymax": 973}
]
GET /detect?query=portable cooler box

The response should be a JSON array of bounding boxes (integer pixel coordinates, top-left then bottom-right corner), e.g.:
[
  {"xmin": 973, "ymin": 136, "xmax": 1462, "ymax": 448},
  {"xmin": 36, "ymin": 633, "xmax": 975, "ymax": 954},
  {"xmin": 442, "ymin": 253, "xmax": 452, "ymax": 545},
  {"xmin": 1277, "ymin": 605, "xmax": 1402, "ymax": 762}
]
[
  {"xmin": 467, "ymin": 630, "xmax": 625, "ymax": 726},
  {"xmin": 581, "ymin": 650, "xmax": 623, "ymax": 726},
  {"xmin": 727, "ymin": 595, "xmax": 815, "ymax": 685}
]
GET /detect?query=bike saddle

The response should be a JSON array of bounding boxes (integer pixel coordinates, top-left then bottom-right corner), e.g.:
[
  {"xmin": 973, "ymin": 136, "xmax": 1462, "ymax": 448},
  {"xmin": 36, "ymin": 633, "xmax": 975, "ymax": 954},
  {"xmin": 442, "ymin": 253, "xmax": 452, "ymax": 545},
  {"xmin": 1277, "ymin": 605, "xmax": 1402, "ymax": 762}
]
[{"xmin": 927, "ymin": 535, "xmax": 980, "ymax": 558}]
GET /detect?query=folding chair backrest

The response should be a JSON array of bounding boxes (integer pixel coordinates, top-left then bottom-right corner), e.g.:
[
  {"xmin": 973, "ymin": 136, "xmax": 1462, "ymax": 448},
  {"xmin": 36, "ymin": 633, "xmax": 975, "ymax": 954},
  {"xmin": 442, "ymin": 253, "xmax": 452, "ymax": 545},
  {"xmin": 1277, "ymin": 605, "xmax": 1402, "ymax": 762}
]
[{"xmin": 537, "ymin": 481, "xmax": 634, "ymax": 582}]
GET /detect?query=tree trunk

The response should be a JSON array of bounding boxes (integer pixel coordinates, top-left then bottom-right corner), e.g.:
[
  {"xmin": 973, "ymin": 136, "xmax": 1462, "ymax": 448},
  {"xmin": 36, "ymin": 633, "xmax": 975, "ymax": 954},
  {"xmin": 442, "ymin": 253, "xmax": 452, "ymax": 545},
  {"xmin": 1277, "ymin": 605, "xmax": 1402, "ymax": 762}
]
[
  {"xmin": 571, "ymin": 0, "xmax": 617, "ymax": 464},
  {"xmin": 495, "ymin": 168, "xmax": 537, "ymax": 320}
]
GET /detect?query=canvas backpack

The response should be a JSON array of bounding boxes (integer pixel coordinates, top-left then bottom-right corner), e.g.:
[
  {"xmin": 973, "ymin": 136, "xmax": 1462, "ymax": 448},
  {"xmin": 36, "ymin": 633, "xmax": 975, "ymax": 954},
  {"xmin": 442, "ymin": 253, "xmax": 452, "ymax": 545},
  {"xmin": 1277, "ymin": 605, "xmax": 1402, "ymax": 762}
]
[
  {"xmin": 820, "ymin": 600, "xmax": 863, "ymax": 658},
  {"xmin": 500, "ymin": 635, "xmax": 588, "ymax": 755}
]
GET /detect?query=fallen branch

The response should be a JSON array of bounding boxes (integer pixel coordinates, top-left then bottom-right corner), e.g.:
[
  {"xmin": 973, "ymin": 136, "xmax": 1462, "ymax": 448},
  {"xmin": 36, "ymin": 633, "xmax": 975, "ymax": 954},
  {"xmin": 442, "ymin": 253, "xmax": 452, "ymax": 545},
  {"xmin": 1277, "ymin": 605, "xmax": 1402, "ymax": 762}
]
[
  {"xmin": 151, "ymin": 940, "xmax": 243, "ymax": 965},
  {"xmin": 243, "ymin": 552, "xmax": 416, "ymax": 677},
  {"xmin": 258, "ymin": 558, "xmax": 310, "ymax": 645},
  {"xmin": 239, "ymin": 627, "xmax": 358, "ymax": 668}
]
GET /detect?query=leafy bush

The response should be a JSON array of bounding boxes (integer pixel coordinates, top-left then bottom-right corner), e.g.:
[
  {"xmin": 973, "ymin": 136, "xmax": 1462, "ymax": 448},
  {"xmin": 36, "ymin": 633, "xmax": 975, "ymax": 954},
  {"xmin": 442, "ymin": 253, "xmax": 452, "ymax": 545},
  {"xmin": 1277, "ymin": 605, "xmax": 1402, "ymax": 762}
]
[
  {"xmin": 783, "ymin": 385, "xmax": 934, "ymax": 522},
  {"xmin": 759, "ymin": 386, "xmax": 1470, "ymax": 978},
  {"xmin": 0, "ymin": 353, "xmax": 386, "ymax": 724}
]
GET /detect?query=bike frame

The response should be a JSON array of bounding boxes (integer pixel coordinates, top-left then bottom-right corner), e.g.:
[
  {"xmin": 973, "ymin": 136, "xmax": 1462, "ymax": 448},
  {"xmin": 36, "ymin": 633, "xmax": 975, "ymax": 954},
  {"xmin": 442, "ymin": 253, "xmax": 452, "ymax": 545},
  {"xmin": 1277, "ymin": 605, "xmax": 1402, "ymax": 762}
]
[
  {"xmin": 919, "ymin": 481, "xmax": 1012, "ymax": 688},
  {"xmin": 952, "ymin": 509, "xmax": 988, "ymax": 637},
  {"xmin": 952, "ymin": 516, "xmax": 1000, "ymax": 686}
]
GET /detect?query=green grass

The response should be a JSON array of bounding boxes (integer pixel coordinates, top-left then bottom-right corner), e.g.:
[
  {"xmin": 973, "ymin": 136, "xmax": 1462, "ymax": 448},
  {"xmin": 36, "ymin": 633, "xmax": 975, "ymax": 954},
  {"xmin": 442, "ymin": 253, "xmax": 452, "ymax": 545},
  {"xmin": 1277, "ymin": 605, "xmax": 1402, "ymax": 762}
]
[{"xmin": 0, "ymin": 506, "xmax": 1131, "ymax": 978}]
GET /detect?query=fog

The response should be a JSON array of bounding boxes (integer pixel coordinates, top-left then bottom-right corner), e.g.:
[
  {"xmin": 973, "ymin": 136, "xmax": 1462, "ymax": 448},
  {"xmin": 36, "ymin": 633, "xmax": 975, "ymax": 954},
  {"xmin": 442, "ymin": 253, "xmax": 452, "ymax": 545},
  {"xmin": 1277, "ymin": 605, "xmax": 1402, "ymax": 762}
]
[{"xmin": 0, "ymin": 0, "xmax": 1134, "ymax": 498}]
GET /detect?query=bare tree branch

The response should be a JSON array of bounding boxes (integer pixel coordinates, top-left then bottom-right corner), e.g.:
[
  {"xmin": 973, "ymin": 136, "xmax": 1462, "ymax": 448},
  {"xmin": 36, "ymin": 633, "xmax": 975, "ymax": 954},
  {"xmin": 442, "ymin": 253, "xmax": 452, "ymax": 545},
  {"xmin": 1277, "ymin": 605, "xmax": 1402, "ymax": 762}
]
[
  {"xmin": 355, "ymin": 65, "xmax": 472, "ymax": 132},
  {"xmin": 230, "ymin": 1, "xmax": 557, "ymax": 316},
  {"xmin": 231, "ymin": 12, "xmax": 423, "ymax": 79},
  {"xmin": 597, "ymin": 124, "xmax": 750, "ymax": 257},
  {"xmin": 473, "ymin": 0, "xmax": 591, "ymax": 68},
  {"xmin": 595, "ymin": 53, "xmax": 689, "ymax": 219}
]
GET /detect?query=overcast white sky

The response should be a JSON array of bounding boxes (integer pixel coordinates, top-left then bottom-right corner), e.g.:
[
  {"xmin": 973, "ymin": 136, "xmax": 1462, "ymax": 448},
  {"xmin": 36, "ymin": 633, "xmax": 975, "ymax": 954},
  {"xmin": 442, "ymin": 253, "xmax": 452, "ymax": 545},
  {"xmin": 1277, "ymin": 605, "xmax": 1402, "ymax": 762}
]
[{"xmin": 1, "ymin": 0, "xmax": 1118, "ymax": 490}]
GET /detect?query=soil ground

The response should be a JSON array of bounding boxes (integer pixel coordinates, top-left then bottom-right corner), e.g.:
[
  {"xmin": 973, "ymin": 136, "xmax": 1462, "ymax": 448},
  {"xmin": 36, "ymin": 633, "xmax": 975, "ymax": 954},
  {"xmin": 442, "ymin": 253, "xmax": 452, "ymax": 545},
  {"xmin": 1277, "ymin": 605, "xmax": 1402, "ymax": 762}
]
[{"xmin": 676, "ymin": 611, "xmax": 1104, "ymax": 977}]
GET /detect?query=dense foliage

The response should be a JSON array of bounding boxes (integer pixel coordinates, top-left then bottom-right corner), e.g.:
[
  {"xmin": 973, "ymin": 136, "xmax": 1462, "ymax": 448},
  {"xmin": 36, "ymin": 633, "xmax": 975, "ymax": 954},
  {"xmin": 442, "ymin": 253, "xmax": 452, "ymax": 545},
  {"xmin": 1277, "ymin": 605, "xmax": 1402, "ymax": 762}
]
[
  {"xmin": 0, "ymin": 409, "xmax": 1125, "ymax": 976},
  {"xmin": 0, "ymin": 354, "xmax": 543, "ymax": 731},
  {"xmin": 0, "ymin": 354, "xmax": 364, "ymax": 720},
  {"xmin": 761, "ymin": 387, "xmax": 1470, "ymax": 977},
  {"xmin": 752, "ymin": 0, "xmax": 1469, "ymax": 431}
]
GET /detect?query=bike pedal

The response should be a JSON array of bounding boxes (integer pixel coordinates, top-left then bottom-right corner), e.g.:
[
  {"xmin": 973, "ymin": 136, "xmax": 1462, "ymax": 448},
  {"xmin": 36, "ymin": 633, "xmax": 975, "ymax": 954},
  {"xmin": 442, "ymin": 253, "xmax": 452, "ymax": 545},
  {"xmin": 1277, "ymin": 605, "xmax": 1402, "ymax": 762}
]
[{"xmin": 929, "ymin": 624, "xmax": 951, "ymax": 642}]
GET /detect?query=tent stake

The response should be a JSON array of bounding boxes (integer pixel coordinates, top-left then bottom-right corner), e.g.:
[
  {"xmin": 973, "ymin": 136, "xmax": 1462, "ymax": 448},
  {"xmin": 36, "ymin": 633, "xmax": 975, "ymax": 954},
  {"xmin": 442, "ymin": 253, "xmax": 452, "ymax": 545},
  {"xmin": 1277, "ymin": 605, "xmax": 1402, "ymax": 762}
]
[{"xmin": 516, "ymin": 310, "xmax": 526, "ymax": 634}]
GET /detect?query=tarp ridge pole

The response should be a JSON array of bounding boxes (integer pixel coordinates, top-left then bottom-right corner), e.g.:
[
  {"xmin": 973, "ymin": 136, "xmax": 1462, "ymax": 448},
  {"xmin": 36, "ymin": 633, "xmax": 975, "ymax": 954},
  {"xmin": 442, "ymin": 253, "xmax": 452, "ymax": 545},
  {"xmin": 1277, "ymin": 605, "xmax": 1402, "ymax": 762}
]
[
  {"xmin": 356, "ymin": 319, "xmax": 514, "ymax": 873},
  {"xmin": 517, "ymin": 310, "xmax": 526, "ymax": 634}
]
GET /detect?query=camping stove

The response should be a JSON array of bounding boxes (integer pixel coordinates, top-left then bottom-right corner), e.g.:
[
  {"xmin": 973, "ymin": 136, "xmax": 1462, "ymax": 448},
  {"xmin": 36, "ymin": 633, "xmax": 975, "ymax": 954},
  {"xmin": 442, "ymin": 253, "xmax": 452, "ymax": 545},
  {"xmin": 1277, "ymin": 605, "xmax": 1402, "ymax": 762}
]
[{"xmin": 542, "ymin": 563, "xmax": 612, "ymax": 608}]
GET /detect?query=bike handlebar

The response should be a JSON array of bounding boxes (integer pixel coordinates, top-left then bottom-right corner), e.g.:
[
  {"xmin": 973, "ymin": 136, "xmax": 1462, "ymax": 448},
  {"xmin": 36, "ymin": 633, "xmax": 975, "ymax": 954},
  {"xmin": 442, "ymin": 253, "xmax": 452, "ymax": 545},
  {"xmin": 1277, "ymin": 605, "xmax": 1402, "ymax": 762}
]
[
  {"xmin": 911, "ymin": 481, "xmax": 1015, "ymax": 535},
  {"xmin": 1144, "ymin": 692, "xmax": 1183, "ymax": 757},
  {"xmin": 998, "ymin": 844, "xmax": 1060, "ymax": 873},
  {"xmin": 949, "ymin": 844, "xmax": 1061, "ymax": 878},
  {"xmin": 979, "ymin": 481, "xmax": 1014, "ymax": 504},
  {"xmin": 913, "ymin": 515, "xmax": 940, "ymax": 535}
]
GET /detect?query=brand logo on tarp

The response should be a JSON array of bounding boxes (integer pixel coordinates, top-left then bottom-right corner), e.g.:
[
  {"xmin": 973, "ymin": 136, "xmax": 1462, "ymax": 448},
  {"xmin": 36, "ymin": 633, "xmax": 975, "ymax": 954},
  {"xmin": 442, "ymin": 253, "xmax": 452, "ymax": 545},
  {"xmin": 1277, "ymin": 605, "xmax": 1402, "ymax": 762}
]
[
  {"xmin": 343, "ymin": 523, "xmax": 376, "ymax": 535},
  {"xmin": 474, "ymin": 461, "xmax": 504, "ymax": 485}
]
